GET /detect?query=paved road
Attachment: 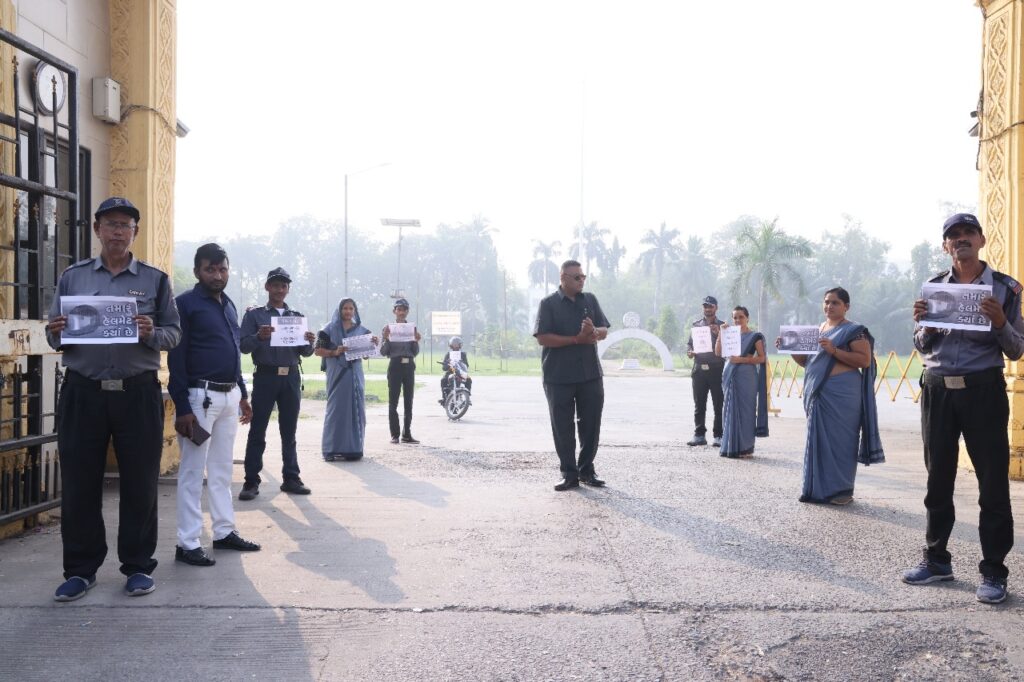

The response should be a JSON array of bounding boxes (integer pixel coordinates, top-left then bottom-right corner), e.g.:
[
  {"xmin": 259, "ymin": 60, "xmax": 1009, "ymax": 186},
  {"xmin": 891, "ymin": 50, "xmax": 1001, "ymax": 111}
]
[{"xmin": 1, "ymin": 374, "xmax": 1022, "ymax": 680}]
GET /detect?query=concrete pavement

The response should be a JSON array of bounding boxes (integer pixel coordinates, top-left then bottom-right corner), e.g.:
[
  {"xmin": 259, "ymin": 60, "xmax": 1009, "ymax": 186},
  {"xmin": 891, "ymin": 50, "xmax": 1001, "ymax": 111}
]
[{"xmin": 1, "ymin": 374, "xmax": 1023, "ymax": 680}]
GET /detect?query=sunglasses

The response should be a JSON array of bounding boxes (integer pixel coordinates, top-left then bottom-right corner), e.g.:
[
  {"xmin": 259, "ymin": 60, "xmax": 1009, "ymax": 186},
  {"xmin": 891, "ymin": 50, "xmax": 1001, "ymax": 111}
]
[{"xmin": 566, "ymin": 274, "xmax": 586, "ymax": 281}]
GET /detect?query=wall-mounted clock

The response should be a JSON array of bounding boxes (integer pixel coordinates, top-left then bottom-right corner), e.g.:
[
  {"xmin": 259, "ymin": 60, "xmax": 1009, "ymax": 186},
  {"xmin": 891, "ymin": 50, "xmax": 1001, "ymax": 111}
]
[{"xmin": 33, "ymin": 61, "xmax": 67, "ymax": 115}]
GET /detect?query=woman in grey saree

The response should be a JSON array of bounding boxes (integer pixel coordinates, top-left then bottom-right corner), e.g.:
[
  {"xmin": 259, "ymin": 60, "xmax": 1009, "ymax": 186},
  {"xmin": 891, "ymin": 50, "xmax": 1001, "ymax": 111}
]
[
  {"xmin": 781, "ymin": 287, "xmax": 885, "ymax": 504},
  {"xmin": 315, "ymin": 298, "xmax": 377, "ymax": 462},
  {"xmin": 716, "ymin": 306, "xmax": 768, "ymax": 458}
]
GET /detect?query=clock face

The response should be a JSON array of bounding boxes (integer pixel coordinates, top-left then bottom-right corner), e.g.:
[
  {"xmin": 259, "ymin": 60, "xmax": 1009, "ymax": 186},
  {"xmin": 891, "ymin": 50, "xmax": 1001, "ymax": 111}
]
[{"xmin": 34, "ymin": 61, "xmax": 66, "ymax": 115}]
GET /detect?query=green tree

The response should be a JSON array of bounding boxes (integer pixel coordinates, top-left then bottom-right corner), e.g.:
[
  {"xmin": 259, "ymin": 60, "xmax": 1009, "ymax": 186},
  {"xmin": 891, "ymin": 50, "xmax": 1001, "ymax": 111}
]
[
  {"xmin": 655, "ymin": 304, "xmax": 681, "ymax": 353},
  {"xmin": 599, "ymin": 236, "xmax": 627, "ymax": 280},
  {"xmin": 729, "ymin": 218, "xmax": 813, "ymax": 336},
  {"xmin": 637, "ymin": 222, "xmax": 682, "ymax": 313},
  {"xmin": 527, "ymin": 239, "xmax": 560, "ymax": 294},
  {"xmin": 568, "ymin": 221, "xmax": 610, "ymax": 275}
]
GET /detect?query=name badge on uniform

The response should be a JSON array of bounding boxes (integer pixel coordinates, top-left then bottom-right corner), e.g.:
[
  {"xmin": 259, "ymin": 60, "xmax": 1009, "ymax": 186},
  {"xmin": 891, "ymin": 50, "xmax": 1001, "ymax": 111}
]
[
  {"xmin": 277, "ymin": 367, "xmax": 290, "ymax": 376},
  {"xmin": 401, "ymin": 357, "xmax": 410, "ymax": 364},
  {"xmin": 700, "ymin": 363, "xmax": 710, "ymax": 371}
]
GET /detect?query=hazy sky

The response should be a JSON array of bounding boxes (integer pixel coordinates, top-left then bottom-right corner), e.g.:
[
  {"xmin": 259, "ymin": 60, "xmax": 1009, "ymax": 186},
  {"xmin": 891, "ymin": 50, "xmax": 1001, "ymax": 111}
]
[{"xmin": 175, "ymin": 1, "xmax": 983, "ymax": 284}]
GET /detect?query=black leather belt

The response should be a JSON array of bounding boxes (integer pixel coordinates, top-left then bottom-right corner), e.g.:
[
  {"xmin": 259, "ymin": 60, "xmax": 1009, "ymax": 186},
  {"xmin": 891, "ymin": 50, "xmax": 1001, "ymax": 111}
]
[
  {"xmin": 65, "ymin": 369, "xmax": 157, "ymax": 392},
  {"xmin": 188, "ymin": 379, "xmax": 236, "ymax": 392},
  {"xmin": 254, "ymin": 365, "xmax": 297, "ymax": 376},
  {"xmin": 922, "ymin": 367, "xmax": 1003, "ymax": 390}
]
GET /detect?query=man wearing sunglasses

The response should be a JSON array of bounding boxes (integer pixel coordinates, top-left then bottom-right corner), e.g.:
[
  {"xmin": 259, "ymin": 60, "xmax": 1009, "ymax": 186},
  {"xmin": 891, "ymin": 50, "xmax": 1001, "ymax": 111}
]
[{"xmin": 534, "ymin": 260, "xmax": 611, "ymax": 491}]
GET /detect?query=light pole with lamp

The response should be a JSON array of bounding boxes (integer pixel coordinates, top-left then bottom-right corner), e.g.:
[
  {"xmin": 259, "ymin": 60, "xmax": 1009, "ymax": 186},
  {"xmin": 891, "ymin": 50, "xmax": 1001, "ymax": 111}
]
[
  {"xmin": 344, "ymin": 162, "xmax": 390, "ymax": 296},
  {"xmin": 381, "ymin": 218, "xmax": 421, "ymax": 299}
]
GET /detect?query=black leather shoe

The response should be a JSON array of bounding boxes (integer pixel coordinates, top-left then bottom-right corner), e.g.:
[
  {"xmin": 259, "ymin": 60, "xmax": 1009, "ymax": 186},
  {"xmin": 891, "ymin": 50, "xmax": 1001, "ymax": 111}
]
[
  {"xmin": 175, "ymin": 545, "xmax": 215, "ymax": 566},
  {"xmin": 686, "ymin": 436, "xmax": 707, "ymax": 446},
  {"xmin": 554, "ymin": 478, "xmax": 580, "ymax": 492},
  {"xmin": 580, "ymin": 475, "xmax": 606, "ymax": 487},
  {"xmin": 401, "ymin": 434, "xmax": 420, "ymax": 444},
  {"xmin": 238, "ymin": 482, "xmax": 259, "ymax": 501},
  {"xmin": 390, "ymin": 436, "xmax": 400, "ymax": 444},
  {"xmin": 212, "ymin": 531, "xmax": 261, "ymax": 552},
  {"xmin": 280, "ymin": 478, "xmax": 311, "ymax": 495}
]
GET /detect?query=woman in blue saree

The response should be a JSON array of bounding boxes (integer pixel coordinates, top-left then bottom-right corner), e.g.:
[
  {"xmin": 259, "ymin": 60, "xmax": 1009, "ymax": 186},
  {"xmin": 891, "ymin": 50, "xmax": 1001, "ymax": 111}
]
[
  {"xmin": 716, "ymin": 306, "xmax": 768, "ymax": 458},
  {"xmin": 315, "ymin": 298, "xmax": 377, "ymax": 462},
  {"xmin": 779, "ymin": 287, "xmax": 885, "ymax": 504}
]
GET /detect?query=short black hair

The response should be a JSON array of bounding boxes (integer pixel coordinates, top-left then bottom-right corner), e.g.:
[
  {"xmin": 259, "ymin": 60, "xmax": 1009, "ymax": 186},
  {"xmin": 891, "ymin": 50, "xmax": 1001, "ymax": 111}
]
[
  {"xmin": 824, "ymin": 287, "xmax": 850, "ymax": 305},
  {"xmin": 194, "ymin": 243, "xmax": 229, "ymax": 269},
  {"xmin": 733, "ymin": 306, "xmax": 750, "ymax": 317},
  {"xmin": 560, "ymin": 259, "xmax": 582, "ymax": 271}
]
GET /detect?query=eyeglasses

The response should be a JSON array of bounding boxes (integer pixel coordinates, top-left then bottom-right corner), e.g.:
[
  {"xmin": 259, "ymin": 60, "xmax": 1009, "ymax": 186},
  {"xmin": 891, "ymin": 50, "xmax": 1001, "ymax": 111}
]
[
  {"xmin": 566, "ymin": 274, "xmax": 586, "ymax": 281},
  {"xmin": 99, "ymin": 220, "xmax": 136, "ymax": 231}
]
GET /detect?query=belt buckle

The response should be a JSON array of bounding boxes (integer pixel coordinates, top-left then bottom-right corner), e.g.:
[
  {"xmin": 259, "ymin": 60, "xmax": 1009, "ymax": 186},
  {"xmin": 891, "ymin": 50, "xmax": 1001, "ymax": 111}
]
[
  {"xmin": 277, "ymin": 367, "xmax": 290, "ymax": 376},
  {"xmin": 943, "ymin": 375, "xmax": 967, "ymax": 390},
  {"xmin": 401, "ymin": 357, "xmax": 410, "ymax": 364},
  {"xmin": 700, "ymin": 364, "xmax": 710, "ymax": 371},
  {"xmin": 101, "ymin": 379, "xmax": 124, "ymax": 391}
]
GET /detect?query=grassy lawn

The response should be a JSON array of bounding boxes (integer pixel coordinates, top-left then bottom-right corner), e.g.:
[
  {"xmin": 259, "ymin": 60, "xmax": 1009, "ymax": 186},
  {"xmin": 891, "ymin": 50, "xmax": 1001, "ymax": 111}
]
[{"xmin": 302, "ymin": 379, "xmax": 425, "ymax": 402}]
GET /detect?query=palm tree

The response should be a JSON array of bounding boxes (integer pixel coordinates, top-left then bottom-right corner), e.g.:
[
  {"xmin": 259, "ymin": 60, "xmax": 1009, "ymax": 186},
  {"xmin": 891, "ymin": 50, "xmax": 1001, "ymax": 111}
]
[
  {"xmin": 636, "ymin": 222, "xmax": 682, "ymax": 312},
  {"xmin": 568, "ymin": 222, "xmax": 610, "ymax": 275},
  {"xmin": 600, "ymin": 237, "xmax": 627, "ymax": 279},
  {"xmin": 729, "ymin": 218, "xmax": 813, "ymax": 333},
  {"xmin": 528, "ymin": 239, "xmax": 560, "ymax": 294}
]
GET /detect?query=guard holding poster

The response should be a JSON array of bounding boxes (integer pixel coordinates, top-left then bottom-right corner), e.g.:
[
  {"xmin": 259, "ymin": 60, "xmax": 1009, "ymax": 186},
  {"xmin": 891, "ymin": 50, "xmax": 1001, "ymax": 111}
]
[
  {"xmin": 685, "ymin": 296, "xmax": 725, "ymax": 447},
  {"xmin": 380, "ymin": 298, "xmax": 422, "ymax": 444},
  {"xmin": 46, "ymin": 197, "xmax": 181, "ymax": 602},
  {"xmin": 238, "ymin": 267, "xmax": 316, "ymax": 500},
  {"xmin": 903, "ymin": 213, "xmax": 1024, "ymax": 605}
]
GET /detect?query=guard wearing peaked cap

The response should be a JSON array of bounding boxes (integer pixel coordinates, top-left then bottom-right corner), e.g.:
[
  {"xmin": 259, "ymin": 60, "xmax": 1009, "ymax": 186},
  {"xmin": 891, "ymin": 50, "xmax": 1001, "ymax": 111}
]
[
  {"xmin": 380, "ymin": 297, "xmax": 422, "ymax": 443},
  {"xmin": 46, "ymin": 197, "xmax": 181, "ymax": 601},
  {"xmin": 903, "ymin": 212, "xmax": 1024, "ymax": 605},
  {"xmin": 685, "ymin": 295, "xmax": 725, "ymax": 447},
  {"xmin": 237, "ymin": 267, "xmax": 316, "ymax": 500}
]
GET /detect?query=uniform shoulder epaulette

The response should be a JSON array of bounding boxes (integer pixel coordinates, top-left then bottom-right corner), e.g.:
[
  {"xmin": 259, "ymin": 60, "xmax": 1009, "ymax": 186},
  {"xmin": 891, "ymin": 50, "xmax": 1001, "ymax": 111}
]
[
  {"xmin": 992, "ymin": 270, "xmax": 1024, "ymax": 295},
  {"xmin": 64, "ymin": 257, "xmax": 95, "ymax": 273},
  {"xmin": 244, "ymin": 305, "xmax": 257, "ymax": 312},
  {"xmin": 692, "ymin": 317, "xmax": 705, "ymax": 325},
  {"xmin": 928, "ymin": 270, "xmax": 950, "ymax": 283},
  {"xmin": 287, "ymin": 309, "xmax": 303, "ymax": 316}
]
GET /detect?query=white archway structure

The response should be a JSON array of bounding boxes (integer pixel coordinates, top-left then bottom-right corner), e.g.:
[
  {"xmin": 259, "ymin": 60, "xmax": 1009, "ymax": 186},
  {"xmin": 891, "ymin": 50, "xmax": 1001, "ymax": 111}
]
[{"xmin": 597, "ymin": 329, "xmax": 674, "ymax": 371}]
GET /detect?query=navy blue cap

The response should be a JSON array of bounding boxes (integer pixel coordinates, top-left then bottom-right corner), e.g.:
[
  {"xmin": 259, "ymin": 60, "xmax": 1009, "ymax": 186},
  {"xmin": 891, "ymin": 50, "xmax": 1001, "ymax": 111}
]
[
  {"xmin": 94, "ymin": 197, "xmax": 140, "ymax": 223},
  {"xmin": 393, "ymin": 298, "xmax": 410, "ymax": 309},
  {"xmin": 702, "ymin": 296, "xmax": 718, "ymax": 306},
  {"xmin": 266, "ymin": 267, "xmax": 291, "ymax": 283},
  {"xmin": 942, "ymin": 213, "xmax": 983, "ymax": 237}
]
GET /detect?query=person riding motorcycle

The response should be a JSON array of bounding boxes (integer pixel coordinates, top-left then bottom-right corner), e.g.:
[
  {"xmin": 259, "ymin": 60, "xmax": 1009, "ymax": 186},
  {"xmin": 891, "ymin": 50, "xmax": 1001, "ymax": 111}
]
[{"xmin": 440, "ymin": 336, "xmax": 472, "ymax": 404}]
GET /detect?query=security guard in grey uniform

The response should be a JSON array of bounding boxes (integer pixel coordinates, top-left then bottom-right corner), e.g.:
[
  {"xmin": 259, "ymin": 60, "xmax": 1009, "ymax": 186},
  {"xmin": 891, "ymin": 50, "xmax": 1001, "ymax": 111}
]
[
  {"xmin": 903, "ymin": 213, "xmax": 1024, "ymax": 605},
  {"xmin": 686, "ymin": 295, "xmax": 725, "ymax": 447},
  {"xmin": 239, "ymin": 267, "xmax": 316, "ymax": 500},
  {"xmin": 47, "ymin": 197, "xmax": 181, "ymax": 602}
]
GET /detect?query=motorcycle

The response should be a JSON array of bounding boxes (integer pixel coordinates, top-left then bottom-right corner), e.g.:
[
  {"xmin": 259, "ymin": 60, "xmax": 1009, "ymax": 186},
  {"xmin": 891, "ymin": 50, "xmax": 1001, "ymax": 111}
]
[{"xmin": 439, "ymin": 359, "xmax": 472, "ymax": 420}]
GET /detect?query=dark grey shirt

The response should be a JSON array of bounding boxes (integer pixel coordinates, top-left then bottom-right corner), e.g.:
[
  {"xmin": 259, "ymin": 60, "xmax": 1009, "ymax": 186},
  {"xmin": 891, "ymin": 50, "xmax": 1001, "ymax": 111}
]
[
  {"xmin": 239, "ymin": 303, "xmax": 314, "ymax": 367},
  {"xmin": 533, "ymin": 287, "xmax": 610, "ymax": 384},
  {"xmin": 686, "ymin": 316, "xmax": 725, "ymax": 369},
  {"xmin": 46, "ymin": 255, "xmax": 181, "ymax": 379},
  {"xmin": 914, "ymin": 264, "xmax": 1024, "ymax": 375},
  {"xmin": 379, "ymin": 325, "xmax": 420, "ymax": 360}
]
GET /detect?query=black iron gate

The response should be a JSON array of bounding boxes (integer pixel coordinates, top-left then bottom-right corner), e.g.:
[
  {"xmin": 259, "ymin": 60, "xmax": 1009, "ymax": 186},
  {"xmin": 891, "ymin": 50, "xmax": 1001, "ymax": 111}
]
[{"xmin": 0, "ymin": 28, "xmax": 90, "ymax": 524}]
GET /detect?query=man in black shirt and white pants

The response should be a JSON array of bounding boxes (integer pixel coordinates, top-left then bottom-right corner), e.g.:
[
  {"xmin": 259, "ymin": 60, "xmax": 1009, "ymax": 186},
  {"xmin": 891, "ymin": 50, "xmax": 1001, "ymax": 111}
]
[{"xmin": 534, "ymin": 260, "xmax": 611, "ymax": 491}]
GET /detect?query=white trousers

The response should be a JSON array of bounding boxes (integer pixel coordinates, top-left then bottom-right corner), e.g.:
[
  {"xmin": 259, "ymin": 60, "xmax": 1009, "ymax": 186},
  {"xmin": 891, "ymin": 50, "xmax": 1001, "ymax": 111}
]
[{"xmin": 176, "ymin": 386, "xmax": 240, "ymax": 549}]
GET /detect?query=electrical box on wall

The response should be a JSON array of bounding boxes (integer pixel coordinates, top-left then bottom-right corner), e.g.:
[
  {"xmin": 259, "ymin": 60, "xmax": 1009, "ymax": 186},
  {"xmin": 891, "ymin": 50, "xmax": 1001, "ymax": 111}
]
[{"xmin": 92, "ymin": 77, "xmax": 121, "ymax": 123}]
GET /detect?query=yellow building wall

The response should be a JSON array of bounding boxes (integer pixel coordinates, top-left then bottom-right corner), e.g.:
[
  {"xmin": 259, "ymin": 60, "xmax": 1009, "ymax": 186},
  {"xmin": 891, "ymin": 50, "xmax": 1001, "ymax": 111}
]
[{"xmin": 977, "ymin": 0, "xmax": 1024, "ymax": 479}]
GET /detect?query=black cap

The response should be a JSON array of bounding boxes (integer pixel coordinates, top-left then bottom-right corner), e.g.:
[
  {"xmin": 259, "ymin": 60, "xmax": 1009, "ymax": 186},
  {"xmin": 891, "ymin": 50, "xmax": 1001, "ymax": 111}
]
[
  {"xmin": 95, "ymin": 196, "xmax": 140, "ymax": 223},
  {"xmin": 266, "ymin": 267, "xmax": 291, "ymax": 283},
  {"xmin": 393, "ymin": 298, "xmax": 410, "ymax": 309},
  {"xmin": 942, "ymin": 213, "xmax": 983, "ymax": 237},
  {"xmin": 702, "ymin": 296, "xmax": 718, "ymax": 306}
]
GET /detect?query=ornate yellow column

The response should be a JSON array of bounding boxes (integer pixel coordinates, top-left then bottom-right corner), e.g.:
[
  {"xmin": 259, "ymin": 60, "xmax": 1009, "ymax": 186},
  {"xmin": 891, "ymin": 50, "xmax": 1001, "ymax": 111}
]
[
  {"xmin": 109, "ymin": 0, "xmax": 179, "ymax": 471},
  {"xmin": 977, "ymin": 0, "xmax": 1024, "ymax": 478}
]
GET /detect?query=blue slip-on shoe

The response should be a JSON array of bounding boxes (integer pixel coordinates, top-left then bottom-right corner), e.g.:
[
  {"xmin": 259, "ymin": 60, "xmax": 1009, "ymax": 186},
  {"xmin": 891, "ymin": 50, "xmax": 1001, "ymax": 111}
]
[
  {"xmin": 125, "ymin": 573, "xmax": 155, "ymax": 596},
  {"xmin": 902, "ymin": 560, "xmax": 954, "ymax": 585},
  {"xmin": 54, "ymin": 575, "xmax": 96, "ymax": 602},
  {"xmin": 976, "ymin": 576, "xmax": 1008, "ymax": 604}
]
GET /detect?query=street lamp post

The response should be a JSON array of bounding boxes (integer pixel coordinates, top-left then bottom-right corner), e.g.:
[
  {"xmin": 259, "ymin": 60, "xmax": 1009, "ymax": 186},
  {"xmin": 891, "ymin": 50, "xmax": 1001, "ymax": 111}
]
[
  {"xmin": 343, "ymin": 162, "xmax": 390, "ymax": 296},
  {"xmin": 381, "ymin": 218, "xmax": 421, "ymax": 299}
]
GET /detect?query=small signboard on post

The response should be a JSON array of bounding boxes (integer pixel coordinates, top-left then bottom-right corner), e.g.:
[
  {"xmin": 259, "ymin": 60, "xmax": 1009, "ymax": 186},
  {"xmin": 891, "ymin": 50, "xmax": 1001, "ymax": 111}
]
[{"xmin": 431, "ymin": 311, "xmax": 462, "ymax": 336}]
